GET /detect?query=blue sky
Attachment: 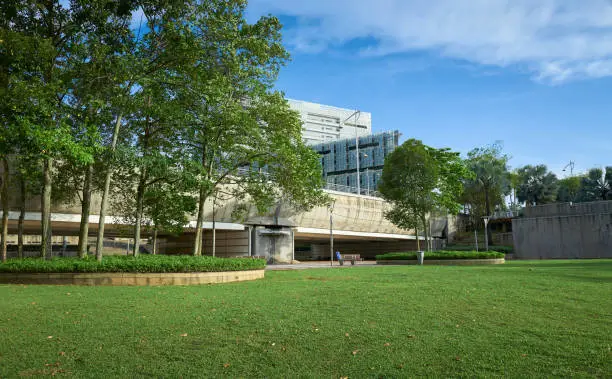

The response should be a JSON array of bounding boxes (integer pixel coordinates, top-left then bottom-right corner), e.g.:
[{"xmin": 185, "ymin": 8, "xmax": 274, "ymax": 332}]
[{"xmin": 246, "ymin": 0, "xmax": 612, "ymax": 177}]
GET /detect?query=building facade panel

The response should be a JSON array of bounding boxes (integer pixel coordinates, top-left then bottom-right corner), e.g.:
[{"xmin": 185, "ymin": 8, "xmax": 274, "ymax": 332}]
[
  {"xmin": 310, "ymin": 131, "xmax": 400, "ymax": 194},
  {"xmin": 288, "ymin": 99, "xmax": 372, "ymax": 145}
]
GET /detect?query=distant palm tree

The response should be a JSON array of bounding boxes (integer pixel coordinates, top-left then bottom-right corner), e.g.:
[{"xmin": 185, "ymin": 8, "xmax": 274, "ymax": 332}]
[
  {"xmin": 579, "ymin": 167, "xmax": 612, "ymax": 201},
  {"xmin": 516, "ymin": 165, "xmax": 558, "ymax": 206}
]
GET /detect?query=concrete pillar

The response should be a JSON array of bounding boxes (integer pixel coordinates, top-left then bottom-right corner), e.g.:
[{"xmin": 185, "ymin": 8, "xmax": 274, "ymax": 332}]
[{"xmin": 252, "ymin": 226, "xmax": 294, "ymax": 264}]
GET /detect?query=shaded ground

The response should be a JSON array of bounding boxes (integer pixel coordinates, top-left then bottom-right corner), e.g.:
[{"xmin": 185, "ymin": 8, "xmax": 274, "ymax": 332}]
[
  {"xmin": 267, "ymin": 260, "xmax": 377, "ymax": 270},
  {"xmin": 0, "ymin": 260, "xmax": 610, "ymax": 377}
]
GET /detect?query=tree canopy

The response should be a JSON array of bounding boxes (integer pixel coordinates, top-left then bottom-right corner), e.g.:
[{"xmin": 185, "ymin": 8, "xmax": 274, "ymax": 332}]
[
  {"xmin": 379, "ymin": 139, "xmax": 471, "ymax": 250},
  {"xmin": 460, "ymin": 143, "xmax": 511, "ymax": 239},
  {"xmin": 515, "ymin": 164, "xmax": 558, "ymax": 206},
  {"xmin": 578, "ymin": 167, "xmax": 612, "ymax": 202},
  {"xmin": 1, "ymin": 0, "xmax": 327, "ymax": 260}
]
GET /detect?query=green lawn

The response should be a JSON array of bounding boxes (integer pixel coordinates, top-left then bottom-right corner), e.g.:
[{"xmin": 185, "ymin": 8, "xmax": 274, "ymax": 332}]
[{"xmin": 0, "ymin": 260, "xmax": 610, "ymax": 378}]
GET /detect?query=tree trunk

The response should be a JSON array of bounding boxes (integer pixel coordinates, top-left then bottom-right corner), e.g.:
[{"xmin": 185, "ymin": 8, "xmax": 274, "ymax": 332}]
[
  {"xmin": 95, "ymin": 113, "xmax": 123, "ymax": 262},
  {"xmin": 427, "ymin": 218, "xmax": 433, "ymax": 252},
  {"xmin": 133, "ymin": 97, "xmax": 152, "ymax": 258},
  {"xmin": 212, "ymin": 196, "xmax": 216, "ymax": 257},
  {"xmin": 132, "ymin": 169, "xmax": 146, "ymax": 257},
  {"xmin": 415, "ymin": 227, "xmax": 420, "ymax": 251},
  {"xmin": 77, "ymin": 164, "xmax": 93, "ymax": 258},
  {"xmin": 421, "ymin": 215, "xmax": 429, "ymax": 252},
  {"xmin": 41, "ymin": 157, "xmax": 53, "ymax": 260},
  {"xmin": 152, "ymin": 227, "xmax": 158, "ymax": 255},
  {"xmin": 192, "ymin": 183, "xmax": 207, "ymax": 256},
  {"xmin": 1, "ymin": 157, "xmax": 9, "ymax": 262},
  {"xmin": 18, "ymin": 175, "xmax": 25, "ymax": 259}
]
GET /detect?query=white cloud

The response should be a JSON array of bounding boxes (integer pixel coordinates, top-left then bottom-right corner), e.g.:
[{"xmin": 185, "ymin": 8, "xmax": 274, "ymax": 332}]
[{"xmin": 248, "ymin": 0, "xmax": 612, "ymax": 83}]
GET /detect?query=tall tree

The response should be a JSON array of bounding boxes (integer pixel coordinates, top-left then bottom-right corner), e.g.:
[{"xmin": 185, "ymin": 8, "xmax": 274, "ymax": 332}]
[
  {"xmin": 124, "ymin": 1, "xmax": 201, "ymax": 256},
  {"xmin": 379, "ymin": 139, "xmax": 471, "ymax": 251},
  {"xmin": 578, "ymin": 167, "xmax": 612, "ymax": 201},
  {"xmin": 516, "ymin": 164, "xmax": 558, "ymax": 206},
  {"xmin": 2, "ymin": 0, "xmax": 100, "ymax": 259},
  {"xmin": 557, "ymin": 176, "xmax": 582, "ymax": 203},
  {"xmin": 0, "ymin": 157, "xmax": 8, "ymax": 262},
  {"xmin": 180, "ymin": 1, "xmax": 326, "ymax": 256},
  {"xmin": 462, "ymin": 143, "xmax": 510, "ymax": 242},
  {"xmin": 89, "ymin": 2, "xmax": 140, "ymax": 261},
  {"xmin": 63, "ymin": 1, "xmax": 134, "ymax": 258},
  {"xmin": 15, "ymin": 153, "xmax": 42, "ymax": 258}
]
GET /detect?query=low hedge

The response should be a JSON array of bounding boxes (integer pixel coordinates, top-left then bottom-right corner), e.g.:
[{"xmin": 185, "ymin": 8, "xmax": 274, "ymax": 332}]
[
  {"xmin": 0, "ymin": 255, "xmax": 266, "ymax": 274},
  {"xmin": 444, "ymin": 245, "xmax": 514, "ymax": 254},
  {"xmin": 376, "ymin": 251, "xmax": 505, "ymax": 261}
]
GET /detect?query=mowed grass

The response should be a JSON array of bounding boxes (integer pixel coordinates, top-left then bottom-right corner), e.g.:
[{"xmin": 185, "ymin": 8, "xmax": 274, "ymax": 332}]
[{"xmin": 0, "ymin": 260, "xmax": 610, "ymax": 378}]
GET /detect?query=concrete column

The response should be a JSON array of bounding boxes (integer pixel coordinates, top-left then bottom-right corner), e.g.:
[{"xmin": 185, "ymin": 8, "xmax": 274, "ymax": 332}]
[{"xmin": 252, "ymin": 226, "xmax": 294, "ymax": 264}]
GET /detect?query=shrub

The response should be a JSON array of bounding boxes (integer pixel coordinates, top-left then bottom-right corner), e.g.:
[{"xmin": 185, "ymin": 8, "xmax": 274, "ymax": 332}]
[
  {"xmin": 376, "ymin": 251, "xmax": 505, "ymax": 261},
  {"xmin": 0, "ymin": 255, "xmax": 266, "ymax": 273},
  {"xmin": 443, "ymin": 245, "xmax": 514, "ymax": 254}
]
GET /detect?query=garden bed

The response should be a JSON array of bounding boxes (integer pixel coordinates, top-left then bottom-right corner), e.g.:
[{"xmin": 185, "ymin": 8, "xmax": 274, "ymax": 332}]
[
  {"xmin": 0, "ymin": 255, "xmax": 266, "ymax": 286},
  {"xmin": 376, "ymin": 251, "xmax": 505, "ymax": 265},
  {"xmin": 0, "ymin": 255, "xmax": 265, "ymax": 273}
]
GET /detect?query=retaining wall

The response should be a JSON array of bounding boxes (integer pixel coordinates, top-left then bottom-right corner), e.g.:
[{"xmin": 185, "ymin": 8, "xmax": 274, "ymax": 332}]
[
  {"xmin": 512, "ymin": 201, "xmax": 612, "ymax": 259},
  {"xmin": 0, "ymin": 270, "xmax": 265, "ymax": 286}
]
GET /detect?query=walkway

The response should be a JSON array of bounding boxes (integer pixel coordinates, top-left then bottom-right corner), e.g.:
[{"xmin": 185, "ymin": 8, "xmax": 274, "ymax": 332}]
[{"xmin": 266, "ymin": 261, "xmax": 378, "ymax": 270}]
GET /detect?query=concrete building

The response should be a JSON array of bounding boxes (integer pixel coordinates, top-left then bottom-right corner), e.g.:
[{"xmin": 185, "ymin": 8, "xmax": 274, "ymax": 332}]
[
  {"xmin": 512, "ymin": 201, "xmax": 612, "ymax": 259},
  {"xmin": 0, "ymin": 184, "xmax": 454, "ymax": 263},
  {"xmin": 311, "ymin": 131, "xmax": 400, "ymax": 195},
  {"xmin": 288, "ymin": 99, "xmax": 372, "ymax": 145}
]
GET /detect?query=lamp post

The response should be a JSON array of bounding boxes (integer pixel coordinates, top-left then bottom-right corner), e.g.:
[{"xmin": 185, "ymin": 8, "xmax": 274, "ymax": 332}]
[
  {"xmin": 362, "ymin": 153, "xmax": 369, "ymax": 195},
  {"xmin": 329, "ymin": 199, "xmax": 336, "ymax": 267},
  {"xmin": 343, "ymin": 110, "xmax": 361, "ymax": 195},
  {"xmin": 482, "ymin": 216, "xmax": 490, "ymax": 252}
]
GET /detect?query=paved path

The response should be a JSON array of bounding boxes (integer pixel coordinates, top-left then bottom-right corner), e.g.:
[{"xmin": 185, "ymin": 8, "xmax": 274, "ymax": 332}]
[{"xmin": 266, "ymin": 261, "xmax": 378, "ymax": 270}]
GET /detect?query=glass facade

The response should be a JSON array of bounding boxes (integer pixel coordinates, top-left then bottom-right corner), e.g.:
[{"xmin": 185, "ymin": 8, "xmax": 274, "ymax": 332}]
[{"xmin": 310, "ymin": 130, "xmax": 400, "ymax": 194}]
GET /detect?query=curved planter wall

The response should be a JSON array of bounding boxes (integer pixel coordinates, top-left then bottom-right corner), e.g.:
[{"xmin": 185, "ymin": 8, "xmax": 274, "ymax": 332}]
[
  {"xmin": 377, "ymin": 258, "xmax": 505, "ymax": 266},
  {"xmin": 0, "ymin": 269, "xmax": 265, "ymax": 286}
]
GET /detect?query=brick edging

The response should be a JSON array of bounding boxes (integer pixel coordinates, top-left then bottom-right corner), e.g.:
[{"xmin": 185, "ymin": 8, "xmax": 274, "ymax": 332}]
[{"xmin": 0, "ymin": 269, "xmax": 265, "ymax": 286}]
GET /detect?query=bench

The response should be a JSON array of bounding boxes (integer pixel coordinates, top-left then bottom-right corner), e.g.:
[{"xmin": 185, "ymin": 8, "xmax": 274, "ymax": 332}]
[{"xmin": 340, "ymin": 254, "xmax": 362, "ymax": 266}]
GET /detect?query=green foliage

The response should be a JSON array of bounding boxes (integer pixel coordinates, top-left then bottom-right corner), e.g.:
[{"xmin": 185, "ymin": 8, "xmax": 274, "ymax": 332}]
[
  {"xmin": 443, "ymin": 245, "xmax": 514, "ymax": 254},
  {"xmin": 578, "ymin": 167, "xmax": 612, "ymax": 201},
  {"xmin": 175, "ymin": 2, "xmax": 328, "ymax": 255},
  {"xmin": 516, "ymin": 164, "xmax": 558, "ymax": 206},
  {"xmin": 0, "ymin": 255, "xmax": 265, "ymax": 273},
  {"xmin": 379, "ymin": 139, "xmax": 471, "ymax": 234},
  {"xmin": 557, "ymin": 176, "xmax": 582, "ymax": 203},
  {"xmin": 376, "ymin": 251, "xmax": 505, "ymax": 260},
  {"xmin": 3, "ymin": 0, "xmax": 327, "ymax": 259},
  {"xmin": 461, "ymin": 143, "xmax": 511, "ymax": 222}
]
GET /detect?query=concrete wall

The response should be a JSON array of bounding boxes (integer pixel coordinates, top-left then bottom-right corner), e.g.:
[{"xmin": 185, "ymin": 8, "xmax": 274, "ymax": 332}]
[
  {"xmin": 523, "ymin": 201, "xmax": 612, "ymax": 218},
  {"xmin": 2, "ymin": 173, "xmax": 460, "ymax": 261},
  {"xmin": 512, "ymin": 201, "xmax": 612, "ymax": 259},
  {"xmin": 492, "ymin": 233, "xmax": 514, "ymax": 246},
  {"xmin": 4, "ymin": 180, "xmax": 444, "ymax": 240},
  {"xmin": 163, "ymin": 230, "xmax": 250, "ymax": 256}
]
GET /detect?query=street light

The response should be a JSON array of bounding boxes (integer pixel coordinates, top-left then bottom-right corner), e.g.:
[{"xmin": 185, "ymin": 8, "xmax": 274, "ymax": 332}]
[
  {"xmin": 482, "ymin": 216, "xmax": 490, "ymax": 252},
  {"xmin": 562, "ymin": 161, "xmax": 575, "ymax": 177},
  {"xmin": 362, "ymin": 153, "xmax": 369, "ymax": 195},
  {"xmin": 329, "ymin": 199, "xmax": 336, "ymax": 267},
  {"xmin": 343, "ymin": 110, "xmax": 361, "ymax": 195}
]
